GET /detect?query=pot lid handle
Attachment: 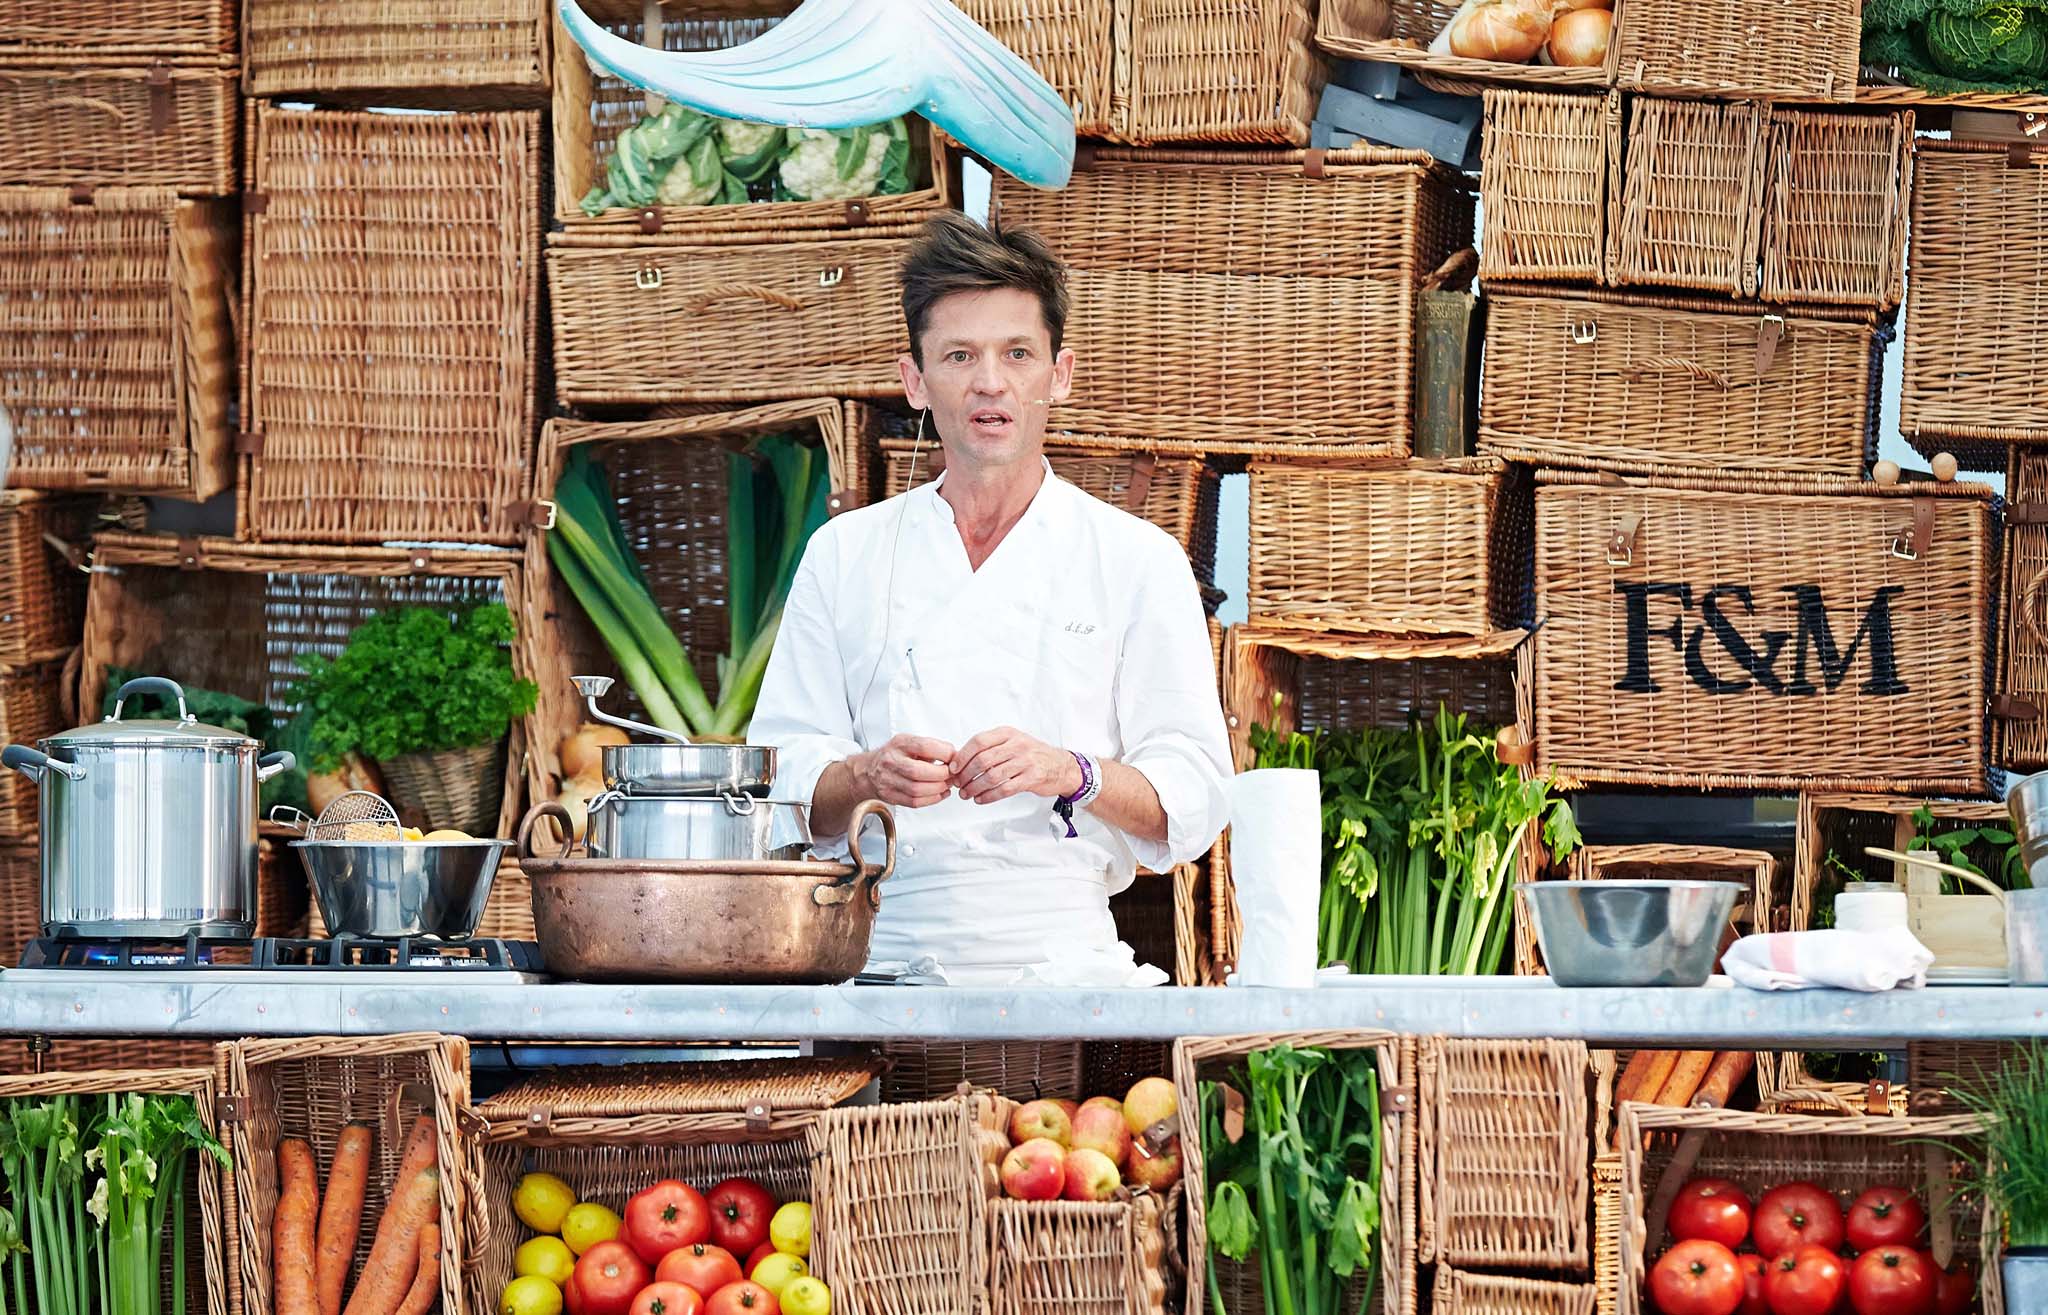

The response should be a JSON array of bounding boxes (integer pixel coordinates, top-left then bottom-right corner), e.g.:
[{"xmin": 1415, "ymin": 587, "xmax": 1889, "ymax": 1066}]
[{"xmin": 108, "ymin": 676, "xmax": 193, "ymax": 725}]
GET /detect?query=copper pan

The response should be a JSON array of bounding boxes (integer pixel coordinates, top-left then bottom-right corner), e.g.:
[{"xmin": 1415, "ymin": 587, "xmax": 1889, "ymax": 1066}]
[{"xmin": 515, "ymin": 799, "xmax": 895, "ymax": 983}]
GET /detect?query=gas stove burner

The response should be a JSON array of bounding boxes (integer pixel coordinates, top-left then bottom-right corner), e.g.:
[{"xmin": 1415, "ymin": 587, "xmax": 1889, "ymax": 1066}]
[{"xmin": 20, "ymin": 935, "xmax": 545, "ymax": 973}]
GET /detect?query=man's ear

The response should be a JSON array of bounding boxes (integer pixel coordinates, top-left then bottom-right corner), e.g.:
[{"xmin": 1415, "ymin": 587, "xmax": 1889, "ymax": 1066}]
[
  {"xmin": 898, "ymin": 353, "xmax": 930, "ymax": 409},
  {"xmin": 1049, "ymin": 346, "xmax": 1076, "ymax": 403}
]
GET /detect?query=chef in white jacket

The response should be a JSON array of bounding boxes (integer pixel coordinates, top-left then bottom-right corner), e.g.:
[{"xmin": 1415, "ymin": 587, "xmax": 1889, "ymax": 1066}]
[{"xmin": 750, "ymin": 212, "xmax": 1232, "ymax": 983}]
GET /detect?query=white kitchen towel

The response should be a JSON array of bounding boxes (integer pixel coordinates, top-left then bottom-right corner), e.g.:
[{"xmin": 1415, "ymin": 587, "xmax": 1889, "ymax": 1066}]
[
  {"xmin": 1226, "ymin": 768, "xmax": 1322, "ymax": 989},
  {"xmin": 1721, "ymin": 926, "xmax": 1934, "ymax": 992}
]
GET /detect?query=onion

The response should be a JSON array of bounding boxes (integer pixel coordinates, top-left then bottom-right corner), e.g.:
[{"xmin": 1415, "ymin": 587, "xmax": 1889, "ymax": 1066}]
[
  {"xmin": 552, "ymin": 774, "xmax": 601, "ymax": 847},
  {"xmin": 558, "ymin": 722, "xmax": 628, "ymax": 781},
  {"xmin": 1552, "ymin": 0, "xmax": 1608, "ymax": 11},
  {"xmin": 308, "ymin": 752, "xmax": 382, "ymax": 814},
  {"xmin": 1546, "ymin": 6, "xmax": 1612, "ymax": 66},
  {"xmin": 1447, "ymin": 0, "xmax": 1552, "ymax": 62}
]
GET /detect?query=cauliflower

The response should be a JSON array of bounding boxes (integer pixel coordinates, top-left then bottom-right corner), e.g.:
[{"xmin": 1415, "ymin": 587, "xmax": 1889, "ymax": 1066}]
[
  {"xmin": 777, "ymin": 117, "xmax": 912, "ymax": 202},
  {"xmin": 580, "ymin": 104, "xmax": 747, "ymax": 215},
  {"xmin": 719, "ymin": 119, "xmax": 786, "ymax": 183},
  {"xmin": 656, "ymin": 133, "xmax": 727, "ymax": 206}
]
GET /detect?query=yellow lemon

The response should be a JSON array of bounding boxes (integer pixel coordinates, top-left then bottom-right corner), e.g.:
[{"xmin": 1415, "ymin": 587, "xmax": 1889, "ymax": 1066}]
[
  {"xmin": 514, "ymin": 1236, "xmax": 575, "ymax": 1286},
  {"xmin": 513, "ymin": 1172, "xmax": 576, "ymax": 1234},
  {"xmin": 500, "ymin": 1275, "xmax": 564, "ymax": 1315},
  {"xmin": 751, "ymin": 1252, "xmax": 809, "ymax": 1296},
  {"xmin": 423, "ymin": 828, "xmax": 473, "ymax": 841},
  {"xmin": 769, "ymin": 1200, "xmax": 812, "ymax": 1258},
  {"xmin": 560, "ymin": 1202, "xmax": 621, "ymax": 1256},
  {"xmin": 782, "ymin": 1276, "xmax": 831, "ymax": 1315},
  {"xmin": 401, "ymin": 826, "xmax": 425, "ymax": 841}
]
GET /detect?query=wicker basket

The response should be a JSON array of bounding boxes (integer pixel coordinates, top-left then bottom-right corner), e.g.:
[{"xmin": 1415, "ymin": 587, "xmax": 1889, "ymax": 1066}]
[
  {"xmin": 1418, "ymin": 1035, "xmax": 1592, "ymax": 1272},
  {"xmin": 1107, "ymin": 866, "xmax": 1204, "ymax": 987},
  {"xmin": 1906, "ymin": 1039, "xmax": 2020, "ymax": 1114},
  {"xmin": 1478, "ymin": 90, "xmax": 1620, "ymax": 285},
  {"xmin": 0, "ymin": 188, "xmax": 235, "ymax": 499},
  {"xmin": 880, "ymin": 1040, "xmax": 1084, "ymax": 1104},
  {"xmin": 1315, "ymin": 0, "xmax": 1616, "ymax": 94},
  {"xmin": 0, "ymin": 652, "xmax": 69, "ymax": 833},
  {"xmin": 1611, "ymin": 0, "xmax": 1860, "ymax": 100},
  {"xmin": 0, "ymin": 59, "xmax": 236, "ymax": 193},
  {"xmin": 379, "ymin": 740, "xmax": 506, "ymax": 837},
  {"xmin": 1434, "ymin": 1268, "xmax": 1596, "ymax": 1315},
  {"xmin": 1778, "ymin": 792, "xmax": 2015, "ymax": 1113},
  {"xmin": 1476, "ymin": 286, "xmax": 1884, "ymax": 479},
  {"xmin": 468, "ymin": 1057, "xmax": 880, "ymax": 1315},
  {"xmin": 0, "ymin": 0, "xmax": 236, "ymax": 56},
  {"xmin": 0, "ymin": 493, "xmax": 94, "ymax": 664},
  {"xmin": 1246, "ymin": 458, "xmax": 1533, "ymax": 639},
  {"xmin": 1616, "ymin": 1104, "xmax": 2001, "ymax": 1315},
  {"xmin": 2000, "ymin": 448, "xmax": 2048, "ymax": 772},
  {"xmin": 957, "ymin": 0, "xmax": 1118, "ymax": 138},
  {"xmin": 521, "ymin": 402, "xmax": 866, "ymax": 802},
  {"xmin": 239, "ymin": 104, "xmax": 541, "ymax": 545},
  {"xmin": 1179, "ymin": 1031, "xmax": 1413, "ymax": 1315},
  {"xmin": 1610, "ymin": 97, "xmax": 1767, "ymax": 298},
  {"xmin": 0, "ymin": 1067, "xmax": 225, "ymax": 1311},
  {"xmin": 549, "ymin": 226, "xmax": 915, "ymax": 404},
  {"xmin": 1902, "ymin": 139, "xmax": 2048, "ymax": 447},
  {"xmin": 553, "ymin": 2, "xmax": 953, "ymax": 236},
  {"xmin": 244, "ymin": 0, "xmax": 549, "ymax": 105},
  {"xmin": 0, "ymin": 1036, "xmax": 222, "ymax": 1076},
  {"xmin": 988, "ymin": 1192, "xmax": 1171, "ymax": 1315},
  {"xmin": 1515, "ymin": 843, "xmax": 1778, "ymax": 977},
  {"xmin": 1530, "ymin": 473, "xmax": 1994, "ymax": 793},
  {"xmin": 79, "ymin": 533, "xmax": 529, "ymax": 839},
  {"xmin": 1123, "ymin": 0, "xmax": 1324, "ymax": 145},
  {"xmin": 221, "ymin": 1034, "xmax": 472, "ymax": 1315},
  {"xmin": 990, "ymin": 148, "xmax": 1473, "ymax": 455},
  {"xmin": 1759, "ymin": 107, "xmax": 1914, "ymax": 310}
]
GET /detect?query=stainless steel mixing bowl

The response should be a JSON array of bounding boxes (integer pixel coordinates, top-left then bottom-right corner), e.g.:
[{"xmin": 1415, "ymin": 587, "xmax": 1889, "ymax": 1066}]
[
  {"xmin": 294, "ymin": 839, "xmax": 511, "ymax": 939},
  {"xmin": 1520, "ymin": 880, "xmax": 1738, "ymax": 987}
]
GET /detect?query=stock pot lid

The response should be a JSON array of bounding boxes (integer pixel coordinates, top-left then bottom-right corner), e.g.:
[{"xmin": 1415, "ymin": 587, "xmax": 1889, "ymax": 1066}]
[{"xmin": 46, "ymin": 716, "xmax": 257, "ymax": 749}]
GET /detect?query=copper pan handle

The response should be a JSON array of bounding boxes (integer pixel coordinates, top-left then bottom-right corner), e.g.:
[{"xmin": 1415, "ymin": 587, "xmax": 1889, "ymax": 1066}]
[
  {"xmin": 518, "ymin": 802, "xmax": 574, "ymax": 860},
  {"xmin": 849, "ymin": 798, "xmax": 897, "ymax": 909}
]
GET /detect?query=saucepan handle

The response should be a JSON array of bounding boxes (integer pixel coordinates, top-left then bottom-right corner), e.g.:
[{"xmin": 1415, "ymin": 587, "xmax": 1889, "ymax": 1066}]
[
  {"xmin": 255, "ymin": 750, "xmax": 295, "ymax": 783},
  {"xmin": 518, "ymin": 802, "xmax": 575, "ymax": 861},
  {"xmin": 268, "ymin": 804, "xmax": 312, "ymax": 834},
  {"xmin": 2, "ymin": 744, "xmax": 79, "ymax": 784},
  {"xmin": 849, "ymin": 798, "xmax": 897, "ymax": 910}
]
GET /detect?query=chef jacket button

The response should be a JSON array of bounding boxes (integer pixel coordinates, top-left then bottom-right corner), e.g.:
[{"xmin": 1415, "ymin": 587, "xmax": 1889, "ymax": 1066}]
[{"xmin": 903, "ymin": 842, "xmax": 917, "ymax": 857}]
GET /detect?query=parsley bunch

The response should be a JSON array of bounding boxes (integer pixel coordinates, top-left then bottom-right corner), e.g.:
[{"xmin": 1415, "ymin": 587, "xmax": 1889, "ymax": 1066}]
[{"xmin": 292, "ymin": 603, "xmax": 537, "ymax": 773}]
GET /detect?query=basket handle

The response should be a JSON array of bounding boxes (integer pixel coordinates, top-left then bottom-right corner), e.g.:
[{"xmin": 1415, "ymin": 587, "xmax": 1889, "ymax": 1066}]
[
  {"xmin": 1421, "ymin": 247, "xmax": 1477, "ymax": 293},
  {"xmin": 48, "ymin": 96, "xmax": 125, "ymax": 121},
  {"xmin": 517, "ymin": 801, "xmax": 574, "ymax": 860},
  {"xmin": 684, "ymin": 283, "xmax": 807, "ymax": 315},
  {"xmin": 2020, "ymin": 565, "xmax": 2048, "ymax": 650},
  {"xmin": 1619, "ymin": 357, "xmax": 1732, "ymax": 389}
]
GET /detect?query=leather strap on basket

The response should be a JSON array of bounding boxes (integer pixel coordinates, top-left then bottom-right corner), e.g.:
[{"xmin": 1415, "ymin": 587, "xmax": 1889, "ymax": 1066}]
[
  {"xmin": 685, "ymin": 284, "xmax": 806, "ymax": 315},
  {"xmin": 145, "ymin": 62, "xmax": 171, "ymax": 136},
  {"xmin": 827, "ymin": 487, "xmax": 861, "ymax": 516},
  {"xmin": 1995, "ymin": 692, "xmax": 2043, "ymax": 722},
  {"xmin": 1303, "ymin": 147, "xmax": 1328, "ymax": 180},
  {"xmin": 1754, "ymin": 314, "xmax": 1785, "ymax": 376},
  {"xmin": 1606, "ymin": 511, "xmax": 1644, "ymax": 567},
  {"xmin": 174, "ymin": 536, "xmax": 204, "ymax": 571},
  {"xmin": 2009, "ymin": 500, "xmax": 2048, "ymax": 527},
  {"xmin": 1890, "ymin": 500, "xmax": 1935, "ymax": 561},
  {"xmin": 1494, "ymin": 725, "xmax": 1535, "ymax": 767},
  {"xmin": 1119, "ymin": 452, "xmax": 1158, "ymax": 513}
]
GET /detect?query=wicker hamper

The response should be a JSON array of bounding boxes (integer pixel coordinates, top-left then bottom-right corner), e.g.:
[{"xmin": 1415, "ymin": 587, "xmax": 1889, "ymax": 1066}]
[
  {"xmin": 1616, "ymin": 1105, "xmax": 2002, "ymax": 1315},
  {"xmin": 1178, "ymin": 1031, "xmax": 1414, "ymax": 1315},
  {"xmin": 549, "ymin": 227, "xmax": 915, "ymax": 404},
  {"xmin": 1476, "ymin": 287, "xmax": 1885, "ymax": 479},
  {"xmin": 0, "ymin": 188, "xmax": 236, "ymax": 499},
  {"xmin": 956, "ymin": 0, "xmax": 1117, "ymax": 138},
  {"xmin": 1610, "ymin": 0, "xmax": 1861, "ymax": 100},
  {"xmin": 552, "ymin": 1, "xmax": 954, "ymax": 237},
  {"xmin": 521, "ymin": 402, "xmax": 866, "ymax": 801},
  {"xmin": 1246, "ymin": 458, "xmax": 1532, "ymax": 639},
  {"xmin": 1902, "ymin": 139, "xmax": 2048, "ymax": 448},
  {"xmin": 990, "ymin": 148, "xmax": 1473, "ymax": 456},
  {"xmin": 240, "ymin": 104, "xmax": 542, "ymax": 545},
  {"xmin": 0, "ymin": 0, "xmax": 236, "ymax": 56},
  {"xmin": 243, "ymin": 0, "xmax": 549, "ymax": 105},
  {"xmin": 0, "ymin": 493, "xmax": 94, "ymax": 664},
  {"xmin": 1759, "ymin": 106, "xmax": 1914, "ymax": 310},
  {"xmin": 2000, "ymin": 448, "xmax": 2048, "ymax": 771},
  {"xmin": 1315, "ymin": 0, "xmax": 1614, "ymax": 94},
  {"xmin": 989, "ymin": 1194, "xmax": 1171, "ymax": 1315},
  {"xmin": 1530, "ymin": 474, "xmax": 1994, "ymax": 793},
  {"xmin": 1478, "ymin": 89, "xmax": 1619, "ymax": 285},
  {"xmin": 1609, "ymin": 97, "xmax": 1767, "ymax": 299},
  {"xmin": 221, "ymin": 1035, "xmax": 472, "ymax": 1315},
  {"xmin": 79, "ymin": 534, "xmax": 528, "ymax": 838},
  {"xmin": 1433, "ymin": 1269, "xmax": 1596, "ymax": 1315},
  {"xmin": 0, "ymin": 59, "xmax": 237, "ymax": 193},
  {"xmin": 0, "ymin": 653, "xmax": 70, "ymax": 833},
  {"xmin": 1123, "ymin": 0, "xmax": 1326, "ymax": 145}
]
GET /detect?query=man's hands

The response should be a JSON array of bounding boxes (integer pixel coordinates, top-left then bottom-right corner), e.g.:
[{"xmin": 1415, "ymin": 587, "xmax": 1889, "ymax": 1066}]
[
  {"xmin": 949, "ymin": 727, "xmax": 1081, "ymax": 805},
  {"xmin": 846, "ymin": 728, "xmax": 1081, "ymax": 809}
]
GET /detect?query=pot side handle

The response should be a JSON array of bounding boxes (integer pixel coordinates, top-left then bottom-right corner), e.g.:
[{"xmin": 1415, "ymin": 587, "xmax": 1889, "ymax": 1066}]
[
  {"xmin": 255, "ymin": 750, "xmax": 295, "ymax": 783},
  {"xmin": 2, "ymin": 744, "xmax": 79, "ymax": 784},
  {"xmin": 518, "ymin": 801, "xmax": 575, "ymax": 861},
  {"xmin": 848, "ymin": 799, "xmax": 897, "ymax": 907}
]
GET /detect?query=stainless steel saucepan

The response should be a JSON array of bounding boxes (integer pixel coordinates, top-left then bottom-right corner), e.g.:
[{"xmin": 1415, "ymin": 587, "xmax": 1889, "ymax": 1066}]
[{"xmin": 573, "ymin": 675, "xmax": 776, "ymax": 796}]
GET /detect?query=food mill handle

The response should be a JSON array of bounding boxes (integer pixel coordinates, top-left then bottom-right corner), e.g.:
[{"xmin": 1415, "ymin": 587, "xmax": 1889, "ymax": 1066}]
[
  {"xmin": 109, "ymin": 675, "xmax": 192, "ymax": 724},
  {"xmin": 517, "ymin": 802, "xmax": 575, "ymax": 861},
  {"xmin": 573, "ymin": 674, "xmax": 691, "ymax": 744},
  {"xmin": 1865, "ymin": 846, "xmax": 2008, "ymax": 901},
  {"xmin": 849, "ymin": 799, "xmax": 897, "ymax": 892}
]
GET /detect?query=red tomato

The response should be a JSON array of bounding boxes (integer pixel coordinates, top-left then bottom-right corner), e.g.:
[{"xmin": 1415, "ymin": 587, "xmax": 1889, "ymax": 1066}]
[
  {"xmin": 623, "ymin": 1180, "xmax": 713, "ymax": 1266},
  {"xmin": 657, "ymin": 1244, "xmax": 745, "ymax": 1298},
  {"xmin": 744, "ymin": 1243, "xmax": 778, "ymax": 1276},
  {"xmin": 1764, "ymin": 1245, "xmax": 1847, "ymax": 1315},
  {"xmin": 1669, "ymin": 1179, "xmax": 1755, "ymax": 1251},
  {"xmin": 1846, "ymin": 1188, "xmax": 1927, "ymax": 1253},
  {"xmin": 1849, "ymin": 1247, "xmax": 1934, "ymax": 1315},
  {"xmin": 1755, "ymin": 1184, "xmax": 1847, "ymax": 1259},
  {"xmin": 706, "ymin": 1178, "xmax": 777, "ymax": 1257},
  {"xmin": 566, "ymin": 1271, "xmax": 587, "ymax": 1315},
  {"xmin": 630, "ymin": 1283, "xmax": 706, "ymax": 1315},
  {"xmin": 1649, "ymin": 1239, "xmax": 1743, "ymax": 1315},
  {"xmin": 1737, "ymin": 1252, "xmax": 1769, "ymax": 1315},
  {"xmin": 1921, "ymin": 1253, "xmax": 1973, "ymax": 1315},
  {"xmin": 572, "ymin": 1241, "xmax": 653, "ymax": 1315},
  {"xmin": 705, "ymin": 1281, "xmax": 782, "ymax": 1315}
]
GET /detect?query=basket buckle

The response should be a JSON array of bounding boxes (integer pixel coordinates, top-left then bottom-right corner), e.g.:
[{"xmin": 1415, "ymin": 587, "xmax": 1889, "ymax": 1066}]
[
  {"xmin": 1889, "ymin": 531, "xmax": 1918, "ymax": 561},
  {"xmin": 818, "ymin": 266, "xmax": 845, "ymax": 289},
  {"xmin": 1569, "ymin": 318, "xmax": 1597, "ymax": 345},
  {"xmin": 2026, "ymin": 113, "xmax": 2047, "ymax": 137},
  {"xmin": 634, "ymin": 264, "xmax": 663, "ymax": 291},
  {"xmin": 1606, "ymin": 512, "xmax": 1642, "ymax": 567}
]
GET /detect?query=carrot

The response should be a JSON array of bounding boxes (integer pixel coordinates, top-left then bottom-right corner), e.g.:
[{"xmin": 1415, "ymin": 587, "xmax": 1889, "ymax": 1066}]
[
  {"xmin": 342, "ymin": 1167, "xmax": 441, "ymax": 1315},
  {"xmin": 390, "ymin": 1116, "xmax": 437, "ymax": 1199},
  {"xmin": 274, "ymin": 1138, "xmax": 320, "ymax": 1315},
  {"xmin": 1654, "ymin": 1051, "xmax": 1717, "ymax": 1106},
  {"xmin": 1631, "ymin": 1051, "xmax": 1679, "ymax": 1108},
  {"xmin": 391, "ymin": 1224, "xmax": 440, "ymax": 1315},
  {"xmin": 1692, "ymin": 1051, "xmax": 1755, "ymax": 1110},
  {"xmin": 1612, "ymin": 1051, "xmax": 1660, "ymax": 1105},
  {"xmin": 316, "ymin": 1123, "xmax": 375, "ymax": 1315}
]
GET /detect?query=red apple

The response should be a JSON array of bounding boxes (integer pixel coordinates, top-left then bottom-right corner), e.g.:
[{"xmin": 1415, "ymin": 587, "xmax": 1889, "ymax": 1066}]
[
  {"xmin": 1001, "ymin": 1138, "xmax": 1067, "ymax": 1201},
  {"xmin": 1080, "ymin": 1095, "xmax": 1122, "ymax": 1116},
  {"xmin": 1126, "ymin": 1135, "xmax": 1183, "ymax": 1192},
  {"xmin": 1062, "ymin": 1147, "xmax": 1122, "ymax": 1202},
  {"xmin": 1051, "ymin": 1099, "xmax": 1079, "ymax": 1124},
  {"xmin": 1070, "ymin": 1102, "xmax": 1132, "ymax": 1169},
  {"xmin": 1009, "ymin": 1099, "xmax": 1073, "ymax": 1149},
  {"xmin": 1123, "ymin": 1078, "xmax": 1179, "ymax": 1148}
]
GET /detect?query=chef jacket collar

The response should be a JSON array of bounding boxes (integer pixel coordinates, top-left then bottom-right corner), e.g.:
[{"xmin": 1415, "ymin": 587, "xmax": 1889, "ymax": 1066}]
[{"xmin": 917, "ymin": 456, "xmax": 1061, "ymax": 527}]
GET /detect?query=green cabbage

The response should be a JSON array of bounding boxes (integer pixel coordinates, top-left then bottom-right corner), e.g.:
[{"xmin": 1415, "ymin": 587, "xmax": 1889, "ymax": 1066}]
[
  {"xmin": 1927, "ymin": 3, "xmax": 2048, "ymax": 77},
  {"xmin": 1862, "ymin": 0, "xmax": 2048, "ymax": 92}
]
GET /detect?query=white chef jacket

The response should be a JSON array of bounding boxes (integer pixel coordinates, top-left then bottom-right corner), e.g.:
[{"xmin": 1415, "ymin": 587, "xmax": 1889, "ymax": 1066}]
[{"xmin": 751, "ymin": 461, "xmax": 1232, "ymax": 977}]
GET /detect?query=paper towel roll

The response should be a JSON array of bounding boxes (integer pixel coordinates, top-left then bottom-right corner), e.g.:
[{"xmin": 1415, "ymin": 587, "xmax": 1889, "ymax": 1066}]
[
  {"xmin": 1836, "ymin": 888, "xmax": 1908, "ymax": 934},
  {"xmin": 1227, "ymin": 768, "xmax": 1322, "ymax": 989}
]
